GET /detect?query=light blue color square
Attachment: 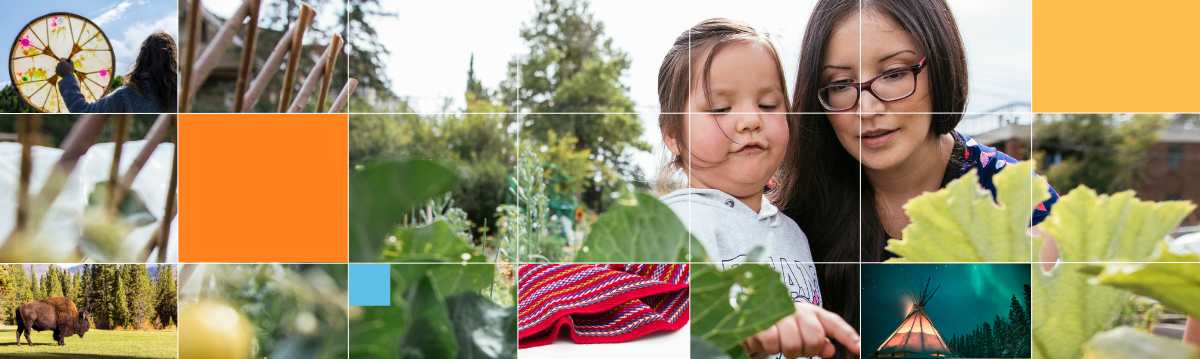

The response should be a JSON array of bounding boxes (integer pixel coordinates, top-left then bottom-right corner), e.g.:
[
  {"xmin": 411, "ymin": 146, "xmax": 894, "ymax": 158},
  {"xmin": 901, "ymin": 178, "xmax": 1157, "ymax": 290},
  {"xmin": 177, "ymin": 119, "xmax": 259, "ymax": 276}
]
[{"xmin": 349, "ymin": 264, "xmax": 391, "ymax": 306}]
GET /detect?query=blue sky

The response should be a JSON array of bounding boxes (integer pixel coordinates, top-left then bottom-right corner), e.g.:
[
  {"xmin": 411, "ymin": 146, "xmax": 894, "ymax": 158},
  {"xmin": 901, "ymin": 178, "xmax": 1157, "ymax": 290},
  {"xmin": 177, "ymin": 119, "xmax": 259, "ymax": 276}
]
[{"xmin": 1, "ymin": 0, "xmax": 178, "ymax": 88}]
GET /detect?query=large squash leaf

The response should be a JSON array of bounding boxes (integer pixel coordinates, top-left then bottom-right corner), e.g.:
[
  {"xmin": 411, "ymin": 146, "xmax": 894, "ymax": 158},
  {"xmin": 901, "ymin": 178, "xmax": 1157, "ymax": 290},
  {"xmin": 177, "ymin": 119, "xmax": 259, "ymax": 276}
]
[
  {"xmin": 349, "ymin": 264, "xmax": 497, "ymax": 359},
  {"xmin": 400, "ymin": 273, "xmax": 457, "ymax": 359},
  {"xmin": 392, "ymin": 263, "xmax": 494, "ymax": 298},
  {"xmin": 885, "ymin": 161, "xmax": 1047, "ymax": 262},
  {"xmin": 1031, "ymin": 185, "xmax": 1195, "ymax": 359},
  {"xmin": 1031, "ymin": 263, "xmax": 1129, "ymax": 359},
  {"xmin": 1040, "ymin": 187, "xmax": 1195, "ymax": 262},
  {"xmin": 690, "ymin": 263, "xmax": 794, "ymax": 358},
  {"xmin": 1082, "ymin": 327, "xmax": 1199, "ymax": 359},
  {"xmin": 444, "ymin": 292, "xmax": 517, "ymax": 359},
  {"xmin": 1093, "ymin": 243, "xmax": 1200, "ymax": 318},
  {"xmin": 350, "ymin": 159, "xmax": 457, "ymax": 262},
  {"xmin": 381, "ymin": 220, "xmax": 487, "ymax": 263},
  {"xmin": 574, "ymin": 192, "xmax": 690, "ymax": 262}
]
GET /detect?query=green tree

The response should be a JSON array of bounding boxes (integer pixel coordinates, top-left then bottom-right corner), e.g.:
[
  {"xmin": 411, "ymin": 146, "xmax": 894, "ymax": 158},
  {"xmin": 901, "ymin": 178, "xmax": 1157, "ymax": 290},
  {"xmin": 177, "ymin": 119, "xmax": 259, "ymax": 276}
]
[
  {"xmin": 47, "ymin": 266, "xmax": 63, "ymax": 298},
  {"xmin": 31, "ymin": 270, "xmax": 42, "ymax": 300},
  {"xmin": 111, "ymin": 269, "xmax": 130, "ymax": 328},
  {"xmin": 1035, "ymin": 114, "xmax": 1171, "ymax": 194},
  {"xmin": 0, "ymin": 85, "xmax": 36, "ymax": 113},
  {"xmin": 156, "ymin": 265, "xmax": 178, "ymax": 327},
  {"xmin": 505, "ymin": 0, "xmax": 649, "ymax": 211},
  {"xmin": 346, "ymin": 0, "xmax": 397, "ymax": 103}
]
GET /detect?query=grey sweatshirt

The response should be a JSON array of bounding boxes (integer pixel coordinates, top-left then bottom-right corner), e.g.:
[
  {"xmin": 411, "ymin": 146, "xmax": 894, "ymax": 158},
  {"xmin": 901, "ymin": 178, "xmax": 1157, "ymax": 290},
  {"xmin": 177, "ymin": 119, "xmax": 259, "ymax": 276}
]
[{"xmin": 660, "ymin": 188, "xmax": 822, "ymax": 306}]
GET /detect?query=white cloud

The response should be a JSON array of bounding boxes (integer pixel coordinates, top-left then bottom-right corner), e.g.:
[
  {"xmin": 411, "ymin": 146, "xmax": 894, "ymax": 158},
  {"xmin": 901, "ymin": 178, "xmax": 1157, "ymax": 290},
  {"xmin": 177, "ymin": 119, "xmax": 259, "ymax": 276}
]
[
  {"xmin": 94, "ymin": 0, "xmax": 137, "ymax": 26},
  {"xmin": 108, "ymin": 13, "xmax": 179, "ymax": 74}
]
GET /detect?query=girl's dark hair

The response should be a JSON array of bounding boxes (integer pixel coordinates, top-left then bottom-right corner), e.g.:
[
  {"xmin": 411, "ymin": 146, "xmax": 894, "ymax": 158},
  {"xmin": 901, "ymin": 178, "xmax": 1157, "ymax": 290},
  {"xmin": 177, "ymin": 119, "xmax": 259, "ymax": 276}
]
[
  {"xmin": 656, "ymin": 18, "xmax": 795, "ymax": 193},
  {"xmin": 778, "ymin": 0, "xmax": 968, "ymax": 357},
  {"xmin": 124, "ymin": 31, "xmax": 178, "ymax": 111}
]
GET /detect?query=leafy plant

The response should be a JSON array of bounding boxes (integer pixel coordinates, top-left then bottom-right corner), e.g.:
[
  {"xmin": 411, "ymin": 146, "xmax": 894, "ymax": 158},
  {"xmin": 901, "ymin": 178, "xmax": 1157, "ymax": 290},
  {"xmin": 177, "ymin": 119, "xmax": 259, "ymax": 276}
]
[
  {"xmin": 1040, "ymin": 188, "xmax": 1195, "ymax": 262},
  {"xmin": 885, "ymin": 161, "xmax": 1047, "ymax": 262},
  {"xmin": 690, "ymin": 263, "xmax": 794, "ymax": 359},
  {"xmin": 1093, "ymin": 243, "xmax": 1200, "ymax": 319},
  {"xmin": 884, "ymin": 158, "xmax": 1199, "ymax": 358},
  {"xmin": 349, "ymin": 158, "xmax": 457, "ymax": 262},
  {"xmin": 574, "ymin": 191, "xmax": 692, "ymax": 263},
  {"xmin": 348, "ymin": 264, "xmax": 515, "ymax": 359}
]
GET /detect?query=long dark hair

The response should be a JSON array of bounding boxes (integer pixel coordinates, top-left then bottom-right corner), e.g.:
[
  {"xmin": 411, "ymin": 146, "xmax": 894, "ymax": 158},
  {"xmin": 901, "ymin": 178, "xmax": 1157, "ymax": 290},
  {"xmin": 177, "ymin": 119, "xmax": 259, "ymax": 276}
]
[
  {"xmin": 656, "ymin": 18, "xmax": 795, "ymax": 193},
  {"xmin": 779, "ymin": 0, "xmax": 968, "ymax": 357},
  {"xmin": 124, "ymin": 31, "xmax": 177, "ymax": 111}
]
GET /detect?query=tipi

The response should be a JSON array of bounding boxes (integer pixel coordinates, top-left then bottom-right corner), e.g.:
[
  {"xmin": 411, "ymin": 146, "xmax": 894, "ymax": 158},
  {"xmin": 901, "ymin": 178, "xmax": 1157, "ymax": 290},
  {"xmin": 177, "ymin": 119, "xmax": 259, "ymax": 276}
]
[{"xmin": 872, "ymin": 277, "xmax": 961, "ymax": 358}]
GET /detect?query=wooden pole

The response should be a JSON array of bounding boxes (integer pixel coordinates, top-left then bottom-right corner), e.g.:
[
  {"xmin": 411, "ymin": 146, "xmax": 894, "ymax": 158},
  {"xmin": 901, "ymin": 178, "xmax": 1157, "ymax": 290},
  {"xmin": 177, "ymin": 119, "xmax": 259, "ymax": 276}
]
[
  {"xmin": 240, "ymin": 10, "xmax": 314, "ymax": 112},
  {"xmin": 287, "ymin": 35, "xmax": 343, "ymax": 113},
  {"xmin": 3, "ymin": 114, "xmax": 109, "ymax": 257},
  {"xmin": 15, "ymin": 115, "xmax": 38, "ymax": 234},
  {"xmin": 276, "ymin": 4, "xmax": 314, "ymax": 113},
  {"xmin": 180, "ymin": 0, "xmax": 202, "ymax": 112},
  {"xmin": 111, "ymin": 115, "xmax": 176, "ymax": 209},
  {"xmin": 105, "ymin": 115, "xmax": 131, "ymax": 216},
  {"xmin": 157, "ymin": 147, "xmax": 178, "ymax": 263},
  {"xmin": 329, "ymin": 78, "xmax": 358, "ymax": 113},
  {"xmin": 315, "ymin": 34, "xmax": 343, "ymax": 112},
  {"xmin": 232, "ymin": 0, "xmax": 261, "ymax": 113},
  {"xmin": 187, "ymin": 0, "xmax": 252, "ymax": 101}
]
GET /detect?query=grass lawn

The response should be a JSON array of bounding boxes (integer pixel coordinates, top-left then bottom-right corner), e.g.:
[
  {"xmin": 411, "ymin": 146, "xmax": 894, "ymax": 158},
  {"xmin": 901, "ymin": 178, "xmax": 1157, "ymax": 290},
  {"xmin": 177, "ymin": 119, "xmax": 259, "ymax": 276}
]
[{"xmin": 0, "ymin": 328, "xmax": 176, "ymax": 358}]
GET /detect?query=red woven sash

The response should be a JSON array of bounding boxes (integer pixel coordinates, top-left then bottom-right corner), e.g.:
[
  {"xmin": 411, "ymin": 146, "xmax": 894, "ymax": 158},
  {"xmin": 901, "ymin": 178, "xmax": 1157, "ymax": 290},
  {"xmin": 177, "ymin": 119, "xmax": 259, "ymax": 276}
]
[{"xmin": 517, "ymin": 264, "xmax": 690, "ymax": 348}]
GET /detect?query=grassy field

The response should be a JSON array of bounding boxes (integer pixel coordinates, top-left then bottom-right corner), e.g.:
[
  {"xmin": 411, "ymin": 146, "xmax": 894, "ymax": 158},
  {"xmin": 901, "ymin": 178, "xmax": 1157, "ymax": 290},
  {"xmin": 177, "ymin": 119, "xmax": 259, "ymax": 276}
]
[{"xmin": 0, "ymin": 327, "xmax": 176, "ymax": 358}]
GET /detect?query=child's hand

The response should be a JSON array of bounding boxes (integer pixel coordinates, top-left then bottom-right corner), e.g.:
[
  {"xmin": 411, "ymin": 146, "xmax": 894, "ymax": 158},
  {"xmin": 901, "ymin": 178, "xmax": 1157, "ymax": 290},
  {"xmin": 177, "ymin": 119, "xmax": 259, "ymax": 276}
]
[
  {"xmin": 742, "ymin": 303, "xmax": 861, "ymax": 359},
  {"xmin": 55, "ymin": 58, "xmax": 73, "ymax": 78}
]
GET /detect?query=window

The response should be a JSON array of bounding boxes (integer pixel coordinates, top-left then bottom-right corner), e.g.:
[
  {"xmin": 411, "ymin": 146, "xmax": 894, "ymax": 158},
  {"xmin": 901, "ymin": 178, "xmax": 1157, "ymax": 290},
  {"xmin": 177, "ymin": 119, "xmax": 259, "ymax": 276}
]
[{"xmin": 1167, "ymin": 145, "xmax": 1183, "ymax": 169}]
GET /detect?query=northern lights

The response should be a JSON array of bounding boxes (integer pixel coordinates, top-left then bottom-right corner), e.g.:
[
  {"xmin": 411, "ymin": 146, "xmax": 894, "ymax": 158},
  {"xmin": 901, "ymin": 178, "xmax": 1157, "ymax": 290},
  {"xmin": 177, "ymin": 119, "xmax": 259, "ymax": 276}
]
[{"xmin": 861, "ymin": 264, "xmax": 1031, "ymax": 357}]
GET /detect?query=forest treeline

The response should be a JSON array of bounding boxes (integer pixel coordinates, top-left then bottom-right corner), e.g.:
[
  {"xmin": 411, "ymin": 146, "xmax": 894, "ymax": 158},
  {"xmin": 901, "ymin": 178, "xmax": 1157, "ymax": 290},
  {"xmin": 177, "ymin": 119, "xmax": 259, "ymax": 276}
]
[
  {"xmin": 0, "ymin": 264, "xmax": 178, "ymax": 330},
  {"xmin": 947, "ymin": 284, "xmax": 1032, "ymax": 358}
]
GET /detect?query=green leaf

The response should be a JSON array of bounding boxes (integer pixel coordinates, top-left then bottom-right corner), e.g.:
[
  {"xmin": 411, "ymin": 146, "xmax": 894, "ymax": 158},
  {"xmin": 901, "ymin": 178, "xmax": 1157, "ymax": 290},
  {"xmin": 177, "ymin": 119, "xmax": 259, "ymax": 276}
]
[
  {"xmin": 690, "ymin": 263, "xmax": 793, "ymax": 356},
  {"xmin": 400, "ymin": 273, "xmax": 458, "ymax": 359},
  {"xmin": 1032, "ymin": 263, "xmax": 1129, "ymax": 359},
  {"xmin": 350, "ymin": 159, "xmax": 457, "ymax": 262},
  {"xmin": 444, "ymin": 292, "xmax": 517, "ymax": 359},
  {"xmin": 392, "ymin": 263, "xmax": 495, "ymax": 297},
  {"xmin": 691, "ymin": 336, "xmax": 735, "ymax": 359},
  {"xmin": 574, "ymin": 192, "xmax": 690, "ymax": 262},
  {"xmin": 349, "ymin": 302, "xmax": 407, "ymax": 359},
  {"xmin": 1039, "ymin": 187, "xmax": 1195, "ymax": 262},
  {"xmin": 1030, "ymin": 185, "xmax": 1196, "ymax": 359},
  {"xmin": 1094, "ymin": 243, "xmax": 1200, "ymax": 318},
  {"xmin": 381, "ymin": 220, "xmax": 487, "ymax": 263},
  {"xmin": 885, "ymin": 161, "xmax": 1047, "ymax": 262},
  {"xmin": 1082, "ymin": 327, "xmax": 1199, "ymax": 359}
]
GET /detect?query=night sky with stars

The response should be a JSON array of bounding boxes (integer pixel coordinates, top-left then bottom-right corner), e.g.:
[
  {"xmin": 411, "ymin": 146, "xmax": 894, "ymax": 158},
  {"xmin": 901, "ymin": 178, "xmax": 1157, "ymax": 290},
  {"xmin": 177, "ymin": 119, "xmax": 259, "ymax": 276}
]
[{"xmin": 860, "ymin": 264, "xmax": 1031, "ymax": 357}]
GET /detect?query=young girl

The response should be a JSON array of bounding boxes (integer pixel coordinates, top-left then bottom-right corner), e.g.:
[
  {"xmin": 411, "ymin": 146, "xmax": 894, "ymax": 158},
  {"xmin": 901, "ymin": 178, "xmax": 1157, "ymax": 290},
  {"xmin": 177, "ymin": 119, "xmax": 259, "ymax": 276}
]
[
  {"xmin": 656, "ymin": 18, "xmax": 859, "ymax": 359},
  {"xmin": 55, "ymin": 30, "xmax": 178, "ymax": 113}
]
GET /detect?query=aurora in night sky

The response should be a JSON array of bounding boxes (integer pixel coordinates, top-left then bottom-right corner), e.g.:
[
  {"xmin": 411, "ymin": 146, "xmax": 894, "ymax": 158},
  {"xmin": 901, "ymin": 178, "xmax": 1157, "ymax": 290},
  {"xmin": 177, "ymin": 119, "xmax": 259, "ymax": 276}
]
[{"xmin": 861, "ymin": 264, "xmax": 1032, "ymax": 358}]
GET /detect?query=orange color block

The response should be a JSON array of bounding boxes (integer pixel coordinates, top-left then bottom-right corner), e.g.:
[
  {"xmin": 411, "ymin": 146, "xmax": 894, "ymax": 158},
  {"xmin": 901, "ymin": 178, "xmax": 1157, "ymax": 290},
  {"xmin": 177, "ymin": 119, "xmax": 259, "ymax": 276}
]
[
  {"xmin": 1034, "ymin": 1, "xmax": 1200, "ymax": 112},
  {"xmin": 179, "ymin": 114, "xmax": 347, "ymax": 262}
]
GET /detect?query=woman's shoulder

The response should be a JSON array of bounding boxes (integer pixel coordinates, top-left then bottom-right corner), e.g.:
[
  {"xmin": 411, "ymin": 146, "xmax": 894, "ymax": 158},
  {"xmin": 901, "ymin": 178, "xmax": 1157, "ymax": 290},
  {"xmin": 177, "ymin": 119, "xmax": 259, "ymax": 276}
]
[{"xmin": 956, "ymin": 131, "xmax": 1021, "ymax": 175}]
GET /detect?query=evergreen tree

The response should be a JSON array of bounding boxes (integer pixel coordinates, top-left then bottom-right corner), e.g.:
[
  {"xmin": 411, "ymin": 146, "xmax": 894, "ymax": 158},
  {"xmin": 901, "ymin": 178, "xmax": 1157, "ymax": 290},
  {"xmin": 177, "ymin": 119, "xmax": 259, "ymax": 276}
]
[
  {"xmin": 112, "ymin": 270, "xmax": 130, "ymax": 328},
  {"xmin": 48, "ymin": 266, "xmax": 64, "ymax": 298},
  {"xmin": 156, "ymin": 265, "xmax": 178, "ymax": 327},
  {"xmin": 1023, "ymin": 284, "xmax": 1032, "ymax": 324},
  {"xmin": 31, "ymin": 270, "xmax": 42, "ymax": 300}
]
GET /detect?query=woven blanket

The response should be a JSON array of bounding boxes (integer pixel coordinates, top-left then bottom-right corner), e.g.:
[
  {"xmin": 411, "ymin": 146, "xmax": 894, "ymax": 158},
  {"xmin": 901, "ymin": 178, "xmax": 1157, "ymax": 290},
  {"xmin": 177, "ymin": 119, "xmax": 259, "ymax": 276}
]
[{"xmin": 517, "ymin": 264, "xmax": 690, "ymax": 348}]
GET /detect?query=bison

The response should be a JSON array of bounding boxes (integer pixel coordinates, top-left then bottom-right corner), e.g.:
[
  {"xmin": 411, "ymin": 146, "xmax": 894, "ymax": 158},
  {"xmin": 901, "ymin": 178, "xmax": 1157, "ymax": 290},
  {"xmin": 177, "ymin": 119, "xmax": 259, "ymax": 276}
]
[{"xmin": 14, "ymin": 296, "xmax": 91, "ymax": 346}]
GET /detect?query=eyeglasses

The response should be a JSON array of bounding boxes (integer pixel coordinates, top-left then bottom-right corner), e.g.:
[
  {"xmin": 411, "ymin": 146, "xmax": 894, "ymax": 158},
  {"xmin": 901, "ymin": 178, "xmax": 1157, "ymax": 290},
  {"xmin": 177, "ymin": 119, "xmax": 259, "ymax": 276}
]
[{"xmin": 817, "ymin": 57, "xmax": 927, "ymax": 112}]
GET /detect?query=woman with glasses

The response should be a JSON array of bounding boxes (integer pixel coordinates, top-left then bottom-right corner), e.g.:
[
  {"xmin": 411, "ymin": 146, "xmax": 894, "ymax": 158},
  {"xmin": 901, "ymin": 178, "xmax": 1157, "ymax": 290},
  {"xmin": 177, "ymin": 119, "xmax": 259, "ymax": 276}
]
[{"xmin": 767, "ymin": 0, "xmax": 1060, "ymax": 352}]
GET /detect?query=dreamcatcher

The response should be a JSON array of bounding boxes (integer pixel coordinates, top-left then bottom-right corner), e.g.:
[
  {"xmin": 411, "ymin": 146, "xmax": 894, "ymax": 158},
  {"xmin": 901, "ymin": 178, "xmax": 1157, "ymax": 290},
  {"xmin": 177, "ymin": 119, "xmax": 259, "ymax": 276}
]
[{"xmin": 9, "ymin": 13, "xmax": 115, "ymax": 113}]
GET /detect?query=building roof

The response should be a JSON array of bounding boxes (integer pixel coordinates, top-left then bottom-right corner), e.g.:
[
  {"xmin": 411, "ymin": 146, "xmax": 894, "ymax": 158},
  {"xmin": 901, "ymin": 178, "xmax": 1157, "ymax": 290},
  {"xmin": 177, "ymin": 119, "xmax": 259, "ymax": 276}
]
[
  {"xmin": 970, "ymin": 124, "xmax": 1031, "ymax": 147},
  {"xmin": 1158, "ymin": 128, "xmax": 1200, "ymax": 144}
]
